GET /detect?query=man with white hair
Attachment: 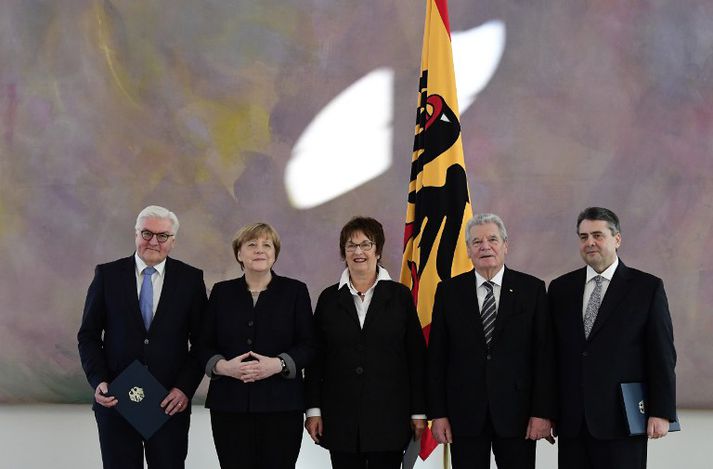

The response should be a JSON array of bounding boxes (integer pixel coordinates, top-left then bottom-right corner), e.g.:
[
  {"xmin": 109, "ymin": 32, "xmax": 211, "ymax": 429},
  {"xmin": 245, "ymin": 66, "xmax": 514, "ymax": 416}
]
[
  {"xmin": 427, "ymin": 213, "xmax": 556, "ymax": 469},
  {"xmin": 78, "ymin": 205, "xmax": 207, "ymax": 469}
]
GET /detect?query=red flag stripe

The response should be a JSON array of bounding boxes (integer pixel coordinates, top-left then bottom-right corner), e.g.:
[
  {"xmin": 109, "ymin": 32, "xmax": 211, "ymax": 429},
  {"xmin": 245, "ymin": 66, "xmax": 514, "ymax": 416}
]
[{"xmin": 434, "ymin": 0, "xmax": 452, "ymax": 37}]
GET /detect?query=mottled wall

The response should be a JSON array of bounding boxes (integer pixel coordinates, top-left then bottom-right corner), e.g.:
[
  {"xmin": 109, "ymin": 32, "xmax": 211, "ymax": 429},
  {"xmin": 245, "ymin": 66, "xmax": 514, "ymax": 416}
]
[{"xmin": 0, "ymin": 0, "xmax": 711, "ymax": 406}]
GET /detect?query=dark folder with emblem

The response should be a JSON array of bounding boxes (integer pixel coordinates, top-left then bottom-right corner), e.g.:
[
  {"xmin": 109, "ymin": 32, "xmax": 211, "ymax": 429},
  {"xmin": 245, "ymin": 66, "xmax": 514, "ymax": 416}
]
[
  {"xmin": 620, "ymin": 382, "xmax": 681, "ymax": 436},
  {"xmin": 109, "ymin": 360, "xmax": 171, "ymax": 440}
]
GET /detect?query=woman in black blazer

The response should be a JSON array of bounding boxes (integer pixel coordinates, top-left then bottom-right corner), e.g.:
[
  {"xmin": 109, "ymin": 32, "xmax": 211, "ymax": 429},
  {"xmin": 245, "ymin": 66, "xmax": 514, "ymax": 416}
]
[
  {"xmin": 304, "ymin": 216, "xmax": 427, "ymax": 469},
  {"xmin": 200, "ymin": 223, "xmax": 316, "ymax": 469}
]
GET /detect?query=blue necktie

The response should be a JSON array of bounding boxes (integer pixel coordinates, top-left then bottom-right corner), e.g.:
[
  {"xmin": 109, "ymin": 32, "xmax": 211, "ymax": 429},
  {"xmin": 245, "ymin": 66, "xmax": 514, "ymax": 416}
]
[{"xmin": 139, "ymin": 266, "xmax": 156, "ymax": 330}]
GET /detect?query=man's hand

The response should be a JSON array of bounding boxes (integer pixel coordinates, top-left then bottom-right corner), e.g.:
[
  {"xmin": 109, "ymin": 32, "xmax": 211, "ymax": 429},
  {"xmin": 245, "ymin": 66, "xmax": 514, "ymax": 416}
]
[
  {"xmin": 94, "ymin": 382, "xmax": 118, "ymax": 408},
  {"xmin": 411, "ymin": 418, "xmax": 427, "ymax": 441},
  {"xmin": 305, "ymin": 416, "xmax": 323, "ymax": 443},
  {"xmin": 526, "ymin": 417, "xmax": 555, "ymax": 444},
  {"xmin": 647, "ymin": 416, "xmax": 670, "ymax": 439},
  {"xmin": 431, "ymin": 417, "xmax": 453, "ymax": 444},
  {"xmin": 161, "ymin": 387, "xmax": 188, "ymax": 416},
  {"xmin": 240, "ymin": 352, "xmax": 282, "ymax": 383}
]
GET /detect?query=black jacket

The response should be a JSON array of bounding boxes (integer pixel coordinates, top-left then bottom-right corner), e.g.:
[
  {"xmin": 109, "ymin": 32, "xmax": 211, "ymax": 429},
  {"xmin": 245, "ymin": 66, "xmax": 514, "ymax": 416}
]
[
  {"xmin": 427, "ymin": 267, "xmax": 556, "ymax": 438},
  {"xmin": 549, "ymin": 261, "xmax": 677, "ymax": 438},
  {"xmin": 78, "ymin": 256, "xmax": 207, "ymax": 410},
  {"xmin": 305, "ymin": 280, "xmax": 427, "ymax": 452},
  {"xmin": 200, "ymin": 273, "xmax": 316, "ymax": 413}
]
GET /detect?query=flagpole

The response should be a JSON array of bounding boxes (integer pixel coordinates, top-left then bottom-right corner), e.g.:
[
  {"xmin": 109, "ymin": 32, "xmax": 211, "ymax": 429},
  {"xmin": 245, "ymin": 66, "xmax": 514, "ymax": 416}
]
[{"xmin": 400, "ymin": 1, "xmax": 472, "ymax": 468}]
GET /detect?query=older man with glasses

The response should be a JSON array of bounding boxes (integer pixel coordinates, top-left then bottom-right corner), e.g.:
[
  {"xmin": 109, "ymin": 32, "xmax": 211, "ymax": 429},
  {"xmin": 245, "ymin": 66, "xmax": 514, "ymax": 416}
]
[{"xmin": 78, "ymin": 205, "xmax": 207, "ymax": 469}]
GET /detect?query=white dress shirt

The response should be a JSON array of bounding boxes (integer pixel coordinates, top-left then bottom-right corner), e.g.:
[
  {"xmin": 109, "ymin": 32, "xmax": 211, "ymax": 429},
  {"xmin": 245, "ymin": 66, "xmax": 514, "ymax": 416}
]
[
  {"xmin": 134, "ymin": 253, "xmax": 167, "ymax": 319},
  {"xmin": 339, "ymin": 266, "xmax": 392, "ymax": 328},
  {"xmin": 582, "ymin": 257, "xmax": 619, "ymax": 318},
  {"xmin": 474, "ymin": 266, "xmax": 505, "ymax": 311}
]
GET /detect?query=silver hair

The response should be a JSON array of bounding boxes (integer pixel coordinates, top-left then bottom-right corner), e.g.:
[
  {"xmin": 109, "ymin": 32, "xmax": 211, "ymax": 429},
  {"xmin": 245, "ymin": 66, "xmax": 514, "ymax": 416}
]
[
  {"xmin": 135, "ymin": 205, "xmax": 180, "ymax": 235},
  {"xmin": 464, "ymin": 213, "xmax": 508, "ymax": 244}
]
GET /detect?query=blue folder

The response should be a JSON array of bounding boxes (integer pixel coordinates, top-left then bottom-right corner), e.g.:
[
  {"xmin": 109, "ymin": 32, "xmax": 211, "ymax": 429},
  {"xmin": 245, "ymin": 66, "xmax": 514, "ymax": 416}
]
[
  {"xmin": 109, "ymin": 360, "xmax": 171, "ymax": 440},
  {"xmin": 620, "ymin": 382, "xmax": 680, "ymax": 436}
]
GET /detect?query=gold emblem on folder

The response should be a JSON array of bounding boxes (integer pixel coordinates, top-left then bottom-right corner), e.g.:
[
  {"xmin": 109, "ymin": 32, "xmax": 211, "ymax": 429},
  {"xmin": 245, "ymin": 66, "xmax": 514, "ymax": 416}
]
[{"xmin": 128, "ymin": 386, "xmax": 145, "ymax": 403}]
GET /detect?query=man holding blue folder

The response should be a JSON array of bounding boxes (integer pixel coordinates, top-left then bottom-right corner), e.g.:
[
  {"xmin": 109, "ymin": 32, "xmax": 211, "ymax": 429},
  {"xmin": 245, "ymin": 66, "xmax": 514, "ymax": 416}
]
[
  {"xmin": 549, "ymin": 207, "xmax": 677, "ymax": 468},
  {"xmin": 78, "ymin": 205, "xmax": 207, "ymax": 469}
]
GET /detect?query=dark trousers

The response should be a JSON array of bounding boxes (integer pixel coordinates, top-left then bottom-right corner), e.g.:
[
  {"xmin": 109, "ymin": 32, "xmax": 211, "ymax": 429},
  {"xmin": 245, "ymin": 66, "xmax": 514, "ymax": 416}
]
[
  {"xmin": 329, "ymin": 449, "xmax": 403, "ymax": 469},
  {"xmin": 94, "ymin": 407, "xmax": 190, "ymax": 469},
  {"xmin": 210, "ymin": 410, "xmax": 303, "ymax": 469},
  {"xmin": 450, "ymin": 413, "xmax": 535, "ymax": 469},
  {"xmin": 558, "ymin": 423, "xmax": 647, "ymax": 469}
]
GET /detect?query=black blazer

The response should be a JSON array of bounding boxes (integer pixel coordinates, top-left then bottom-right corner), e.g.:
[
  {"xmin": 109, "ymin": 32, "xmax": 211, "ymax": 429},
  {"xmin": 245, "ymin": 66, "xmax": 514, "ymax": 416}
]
[
  {"xmin": 304, "ymin": 279, "xmax": 427, "ymax": 453},
  {"xmin": 548, "ymin": 261, "xmax": 677, "ymax": 438},
  {"xmin": 78, "ymin": 256, "xmax": 207, "ymax": 410},
  {"xmin": 427, "ymin": 267, "xmax": 556, "ymax": 438},
  {"xmin": 200, "ymin": 273, "xmax": 316, "ymax": 413}
]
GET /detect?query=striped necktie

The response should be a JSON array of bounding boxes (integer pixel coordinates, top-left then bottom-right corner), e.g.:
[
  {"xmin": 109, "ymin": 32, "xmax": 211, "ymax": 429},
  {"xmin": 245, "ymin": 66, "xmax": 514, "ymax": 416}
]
[{"xmin": 481, "ymin": 281, "xmax": 497, "ymax": 347}]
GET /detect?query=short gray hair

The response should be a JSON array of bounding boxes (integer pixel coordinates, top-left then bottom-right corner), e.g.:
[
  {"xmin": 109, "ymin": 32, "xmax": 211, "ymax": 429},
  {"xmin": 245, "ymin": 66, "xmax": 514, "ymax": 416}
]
[
  {"xmin": 135, "ymin": 205, "xmax": 180, "ymax": 235},
  {"xmin": 465, "ymin": 213, "xmax": 508, "ymax": 244}
]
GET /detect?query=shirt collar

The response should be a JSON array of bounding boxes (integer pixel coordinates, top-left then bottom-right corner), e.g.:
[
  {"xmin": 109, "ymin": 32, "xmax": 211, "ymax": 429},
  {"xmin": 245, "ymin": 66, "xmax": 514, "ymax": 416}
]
[
  {"xmin": 585, "ymin": 256, "xmax": 618, "ymax": 283},
  {"xmin": 474, "ymin": 265, "xmax": 505, "ymax": 289},
  {"xmin": 339, "ymin": 266, "xmax": 391, "ymax": 294},
  {"xmin": 134, "ymin": 253, "xmax": 167, "ymax": 277}
]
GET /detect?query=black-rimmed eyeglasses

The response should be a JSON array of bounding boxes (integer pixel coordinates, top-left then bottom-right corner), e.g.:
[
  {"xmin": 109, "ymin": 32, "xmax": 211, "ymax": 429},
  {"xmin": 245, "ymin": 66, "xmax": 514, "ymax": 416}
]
[{"xmin": 139, "ymin": 230, "xmax": 174, "ymax": 243}]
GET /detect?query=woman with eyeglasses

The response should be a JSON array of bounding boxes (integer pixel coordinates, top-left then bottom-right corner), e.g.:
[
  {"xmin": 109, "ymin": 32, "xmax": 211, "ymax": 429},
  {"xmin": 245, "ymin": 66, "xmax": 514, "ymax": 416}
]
[
  {"xmin": 199, "ymin": 222, "xmax": 316, "ymax": 469},
  {"xmin": 304, "ymin": 216, "xmax": 427, "ymax": 469}
]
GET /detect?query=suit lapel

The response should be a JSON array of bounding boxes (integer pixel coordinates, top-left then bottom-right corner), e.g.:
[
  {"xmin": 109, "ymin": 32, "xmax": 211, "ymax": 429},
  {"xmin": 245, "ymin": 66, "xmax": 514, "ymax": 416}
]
[
  {"xmin": 123, "ymin": 255, "xmax": 145, "ymax": 331},
  {"xmin": 459, "ymin": 270, "xmax": 487, "ymax": 349},
  {"xmin": 589, "ymin": 261, "xmax": 632, "ymax": 340},
  {"xmin": 571, "ymin": 268, "xmax": 587, "ymax": 339},
  {"xmin": 337, "ymin": 285, "xmax": 361, "ymax": 329},
  {"xmin": 362, "ymin": 281, "xmax": 392, "ymax": 332},
  {"xmin": 494, "ymin": 267, "xmax": 516, "ymax": 337},
  {"xmin": 151, "ymin": 257, "xmax": 176, "ymax": 331},
  {"xmin": 564, "ymin": 268, "xmax": 588, "ymax": 342}
]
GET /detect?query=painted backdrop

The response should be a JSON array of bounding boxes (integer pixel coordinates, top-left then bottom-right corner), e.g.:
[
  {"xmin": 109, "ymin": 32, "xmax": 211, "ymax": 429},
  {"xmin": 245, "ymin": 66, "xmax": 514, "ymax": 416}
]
[{"xmin": 1, "ymin": 0, "xmax": 711, "ymax": 405}]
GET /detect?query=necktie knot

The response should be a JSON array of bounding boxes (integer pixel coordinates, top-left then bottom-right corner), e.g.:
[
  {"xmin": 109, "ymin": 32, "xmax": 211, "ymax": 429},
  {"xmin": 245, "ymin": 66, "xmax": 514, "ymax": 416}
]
[
  {"xmin": 584, "ymin": 275, "xmax": 604, "ymax": 338},
  {"xmin": 140, "ymin": 266, "xmax": 157, "ymax": 330},
  {"xmin": 481, "ymin": 281, "xmax": 497, "ymax": 348}
]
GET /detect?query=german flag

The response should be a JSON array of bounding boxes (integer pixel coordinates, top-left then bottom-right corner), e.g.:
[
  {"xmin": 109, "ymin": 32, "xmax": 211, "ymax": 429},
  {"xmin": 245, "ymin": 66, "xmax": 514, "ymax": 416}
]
[{"xmin": 400, "ymin": 0, "xmax": 473, "ymax": 462}]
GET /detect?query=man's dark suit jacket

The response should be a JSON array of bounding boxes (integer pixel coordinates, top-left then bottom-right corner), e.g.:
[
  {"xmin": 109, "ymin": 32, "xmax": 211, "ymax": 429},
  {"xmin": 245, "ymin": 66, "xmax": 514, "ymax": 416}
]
[
  {"xmin": 548, "ymin": 260, "xmax": 677, "ymax": 439},
  {"xmin": 200, "ymin": 273, "xmax": 316, "ymax": 412},
  {"xmin": 305, "ymin": 280, "xmax": 427, "ymax": 453},
  {"xmin": 427, "ymin": 267, "xmax": 556, "ymax": 438},
  {"xmin": 78, "ymin": 255, "xmax": 207, "ymax": 411}
]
